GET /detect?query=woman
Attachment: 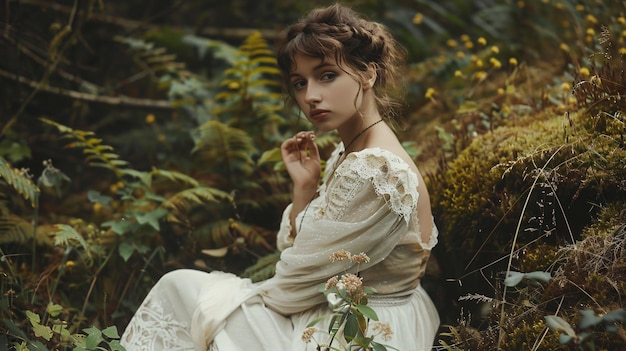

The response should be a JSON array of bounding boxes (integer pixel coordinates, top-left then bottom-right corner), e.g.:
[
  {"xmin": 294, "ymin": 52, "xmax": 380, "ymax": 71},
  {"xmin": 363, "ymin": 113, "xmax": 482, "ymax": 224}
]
[{"xmin": 121, "ymin": 4, "xmax": 439, "ymax": 351}]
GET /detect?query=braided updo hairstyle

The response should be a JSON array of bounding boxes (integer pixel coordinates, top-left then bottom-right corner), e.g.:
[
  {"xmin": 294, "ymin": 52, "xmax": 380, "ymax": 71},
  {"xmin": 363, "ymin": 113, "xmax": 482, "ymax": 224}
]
[{"xmin": 276, "ymin": 3, "xmax": 406, "ymax": 121}]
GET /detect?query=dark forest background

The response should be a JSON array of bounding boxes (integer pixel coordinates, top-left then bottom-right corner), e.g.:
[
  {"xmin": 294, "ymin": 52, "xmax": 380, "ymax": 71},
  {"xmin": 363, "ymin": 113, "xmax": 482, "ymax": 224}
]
[{"xmin": 1, "ymin": 0, "xmax": 625, "ymax": 350}]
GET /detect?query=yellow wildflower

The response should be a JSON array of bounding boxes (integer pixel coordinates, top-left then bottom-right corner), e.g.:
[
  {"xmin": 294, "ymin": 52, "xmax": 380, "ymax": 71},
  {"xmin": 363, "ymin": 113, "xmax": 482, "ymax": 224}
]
[
  {"xmin": 477, "ymin": 37, "xmax": 487, "ymax": 46},
  {"xmin": 158, "ymin": 134, "xmax": 166, "ymax": 142},
  {"xmin": 586, "ymin": 28, "xmax": 595, "ymax": 36},
  {"xmin": 412, "ymin": 13, "xmax": 423, "ymax": 25},
  {"xmin": 454, "ymin": 70, "xmax": 463, "ymax": 78},
  {"xmin": 619, "ymin": 47, "xmax": 626, "ymax": 55},
  {"xmin": 560, "ymin": 43, "xmax": 570, "ymax": 52},
  {"xmin": 65, "ymin": 260, "xmax": 76, "ymax": 269},
  {"xmin": 490, "ymin": 45, "xmax": 499, "ymax": 54},
  {"xmin": 502, "ymin": 104, "xmax": 511, "ymax": 114},
  {"xmin": 489, "ymin": 57, "xmax": 502, "ymax": 69},
  {"xmin": 228, "ymin": 82, "xmax": 240, "ymax": 90},
  {"xmin": 579, "ymin": 67, "xmax": 590, "ymax": 77},
  {"xmin": 116, "ymin": 181, "xmax": 124, "ymax": 189},
  {"xmin": 568, "ymin": 96, "xmax": 577, "ymax": 105},
  {"xmin": 93, "ymin": 202, "xmax": 102, "ymax": 213},
  {"xmin": 464, "ymin": 41, "xmax": 474, "ymax": 49},
  {"xmin": 446, "ymin": 39, "xmax": 458, "ymax": 48},
  {"xmin": 622, "ymin": 30, "xmax": 626, "ymax": 38},
  {"xmin": 560, "ymin": 82, "xmax": 571, "ymax": 91},
  {"xmin": 460, "ymin": 34, "xmax": 470, "ymax": 42},
  {"xmin": 475, "ymin": 59, "xmax": 484, "ymax": 68},
  {"xmin": 473, "ymin": 71, "xmax": 487, "ymax": 81},
  {"xmin": 470, "ymin": 54, "xmax": 478, "ymax": 62},
  {"xmin": 509, "ymin": 57, "xmax": 518, "ymax": 66},
  {"xmin": 497, "ymin": 88, "xmax": 505, "ymax": 95},
  {"xmin": 585, "ymin": 14, "xmax": 597, "ymax": 24},
  {"xmin": 618, "ymin": 17, "xmax": 625, "ymax": 24},
  {"xmin": 575, "ymin": 4, "xmax": 584, "ymax": 11},
  {"xmin": 589, "ymin": 75, "xmax": 602, "ymax": 87},
  {"xmin": 145, "ymin": 114, "xmax": 155, "ymax": 124},
  {"xmin": 425, "ymin": 87, "xmax": 437, "ymax": 100},
  {"xmin": 110, "ymin": 183, "xmax": 119, "ymax": 192},
  {"xmin": 555, "ymin": 2, "xmax": 563, "ymax": 10},
  {"xmin": 456, "ymin": 51, "xmax": 465, "ymax": 59}
]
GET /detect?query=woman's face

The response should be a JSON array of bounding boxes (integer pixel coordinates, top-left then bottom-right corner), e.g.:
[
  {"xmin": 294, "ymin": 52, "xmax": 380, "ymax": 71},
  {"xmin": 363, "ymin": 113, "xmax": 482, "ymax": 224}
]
[{"xmin": 289, "ymin": 54, "xmax": 365, "ymax": 132}]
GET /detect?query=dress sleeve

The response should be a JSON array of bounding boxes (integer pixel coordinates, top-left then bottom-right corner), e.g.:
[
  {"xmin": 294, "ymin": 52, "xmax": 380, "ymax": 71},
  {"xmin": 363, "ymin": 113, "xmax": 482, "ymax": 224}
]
[{"xmin": 260, "ymin": 151, "xmax": 419, "ymax": 315}]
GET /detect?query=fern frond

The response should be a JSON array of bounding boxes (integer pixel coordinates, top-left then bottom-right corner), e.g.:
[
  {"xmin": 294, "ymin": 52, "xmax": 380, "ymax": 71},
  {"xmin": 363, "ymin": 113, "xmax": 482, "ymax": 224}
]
[
  {"xmin": 40, "ymin": 118, "xmax": 128, "ymax": 177},
  {"xmin": 0, "ymin": 213, "xmax": 35, "ymax": 244},
  {"xmin": 151, "ymin": 168, "xmax": 200, "ymax": 187},
  {"xmin": 163, "ymin": 186, "xmax": 231, "ymax": 223},
  {"xmin": 191, "ymin": 120, "xmax": 256, "ymax": 178},
  {"xmin": 0, "ymin": 157, "xmax": 40, "ymax": 207},
  {"xmin": 53, "ymin": 224, "xmax": 90, "ymax": 254}
]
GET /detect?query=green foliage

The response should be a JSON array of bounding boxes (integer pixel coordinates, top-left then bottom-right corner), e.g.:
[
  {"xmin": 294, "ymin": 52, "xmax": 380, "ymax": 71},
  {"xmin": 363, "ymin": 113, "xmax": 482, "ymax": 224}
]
[{"xmin": 0, "ymin": 157, "xmax": 39, "ymax": 207}]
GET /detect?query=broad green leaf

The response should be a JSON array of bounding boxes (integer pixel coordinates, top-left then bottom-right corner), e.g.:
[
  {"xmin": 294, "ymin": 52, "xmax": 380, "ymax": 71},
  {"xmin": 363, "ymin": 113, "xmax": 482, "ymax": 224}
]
[
  {"xmin": 503, "ymin": 271, "xmax": 524, "ymax": 287},
  {"xmin": 578, "ymin": 310, "xmax": 602, "ymax": 329},
  {"xmin": 356, "ymin": 305, "xmax": 379, "ymax": 321},
  {"xmin": 545, "ymin": 315, "xmax": 576, "ymax": 337},
  {"xmin": 344, "ymin": 314, "xmax": 358, "ymax": 343},
  {"xmin": 87, "ymin": 190, "xmax": 112, "ymax": 205}
]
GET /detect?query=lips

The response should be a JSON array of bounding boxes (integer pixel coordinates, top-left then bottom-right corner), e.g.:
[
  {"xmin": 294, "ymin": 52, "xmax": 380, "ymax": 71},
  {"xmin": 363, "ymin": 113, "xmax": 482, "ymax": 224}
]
[{"xmin": 310, "ymin": 108, "xmax": 330, "ymax": 120}]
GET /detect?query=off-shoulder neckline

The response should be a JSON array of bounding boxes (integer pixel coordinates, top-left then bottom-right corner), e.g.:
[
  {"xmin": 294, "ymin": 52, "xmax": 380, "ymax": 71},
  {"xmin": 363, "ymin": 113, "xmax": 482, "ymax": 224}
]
[{"xmin": 332, "ymin": 145, "xmax": 419, "ymax": 179}]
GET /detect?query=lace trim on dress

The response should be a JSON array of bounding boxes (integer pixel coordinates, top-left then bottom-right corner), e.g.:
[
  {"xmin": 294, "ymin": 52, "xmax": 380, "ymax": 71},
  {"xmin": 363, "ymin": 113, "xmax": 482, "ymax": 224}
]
[
  {"xmin": 333, "ymin": 148, "xmax": 419, "ymax": 223},
  {"xmin": 122, "ymin": 294, "xmax": 196, "ymax": 351}
]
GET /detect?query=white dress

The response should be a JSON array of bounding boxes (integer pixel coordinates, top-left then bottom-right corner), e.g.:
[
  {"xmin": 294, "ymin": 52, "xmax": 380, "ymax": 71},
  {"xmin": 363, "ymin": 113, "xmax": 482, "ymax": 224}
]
[{"xmin": 121, "ymin": 145, "xmax": 440, "ymax": 351}]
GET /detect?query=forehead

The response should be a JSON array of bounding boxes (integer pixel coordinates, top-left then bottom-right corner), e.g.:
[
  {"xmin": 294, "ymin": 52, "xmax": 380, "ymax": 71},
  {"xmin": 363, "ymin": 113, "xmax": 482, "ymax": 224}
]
[{"xmin": 289, "ymin": 54, "xmax": 337, "ymax": 75}]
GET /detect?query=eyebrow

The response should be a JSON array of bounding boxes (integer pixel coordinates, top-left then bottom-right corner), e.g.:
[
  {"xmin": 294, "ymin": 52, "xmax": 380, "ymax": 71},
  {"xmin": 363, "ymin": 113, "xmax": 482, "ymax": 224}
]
[{"xmin": 289, "ymin": 62, "xmax": 337, "ymax": 78}]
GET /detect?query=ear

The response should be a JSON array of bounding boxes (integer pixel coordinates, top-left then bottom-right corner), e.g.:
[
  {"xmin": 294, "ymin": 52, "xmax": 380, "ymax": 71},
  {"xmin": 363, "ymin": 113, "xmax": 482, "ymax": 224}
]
[{"xmin": 362, "ymin": 63, "xmax": 377, "ymax": 90}]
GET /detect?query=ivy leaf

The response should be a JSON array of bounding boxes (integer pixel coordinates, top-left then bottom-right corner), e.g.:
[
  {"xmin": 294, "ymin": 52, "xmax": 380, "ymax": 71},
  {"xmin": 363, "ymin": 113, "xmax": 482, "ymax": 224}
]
[
  {"xmin": 26, "ymin": 311, "xmax": 53, "ymax": 341},
  {"xmin": 83, "ymin": 326, "xmax": 104, "ymax": 349},
  {"xmin": 87, "ymin": 190, "xmax": 112, "ymax": 205},
  {"xmin": 46, "ymin": 302, "xmax": 63, "ymax": 317},
  {"xmin": 102, "ymin": 325, "xmax": 121, "ymax": 339},
  {"xmin": 135, "ymin": 208, "xmax": 168, "ymax": 231}
]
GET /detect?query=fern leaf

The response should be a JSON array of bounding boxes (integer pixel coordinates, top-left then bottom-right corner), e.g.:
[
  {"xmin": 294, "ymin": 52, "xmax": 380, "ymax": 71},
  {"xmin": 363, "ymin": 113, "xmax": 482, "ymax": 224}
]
[
  {"xmin": 0, "ymin": 157, "xmax": 40, "ymax": 207},
  {"xmin": 163, "ymin": 186, "xmax": 231, "ymax": 222},
  {"xmin": 151, "ymin": 168, "xmax": 200, "ymax": 187},
  {"xmin": 53, "ymin": 224, "xmax": 90, "ymax": 253},
  {"xmin": 0, "ymin": 213, "xmax": 35, "ymax": 244},
  {"xmin": 240, "ymin": 251, "xmax": 280, "ymax": 282},
  {"xmin": 191, "ymin": 120, "xmax": 257, "ymax": 177},
  {"xmin": 40, "ymin": 118, "xmax": 128, "ymax": 177}
]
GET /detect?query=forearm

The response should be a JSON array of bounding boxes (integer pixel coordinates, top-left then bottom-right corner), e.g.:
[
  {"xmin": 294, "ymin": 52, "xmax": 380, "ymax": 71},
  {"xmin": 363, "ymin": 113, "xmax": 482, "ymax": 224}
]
[{"xmin": 289, "ymin": 184, "xmax": 317, "ymax": 237}]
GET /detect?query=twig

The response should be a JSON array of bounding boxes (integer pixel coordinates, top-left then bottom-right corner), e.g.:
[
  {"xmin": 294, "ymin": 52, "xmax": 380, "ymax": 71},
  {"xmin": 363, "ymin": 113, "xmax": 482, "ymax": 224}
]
[
  {"xmin": 10, "ymin": 0, "xmax": 284, "ymax": 41},
  {"xmin": 0, "ymin": 67, "xmax": 173, "ymax": 110}
]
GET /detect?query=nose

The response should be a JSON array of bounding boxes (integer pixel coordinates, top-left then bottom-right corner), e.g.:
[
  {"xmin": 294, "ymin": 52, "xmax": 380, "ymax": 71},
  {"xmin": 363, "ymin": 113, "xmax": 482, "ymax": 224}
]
[{"xmin": 304, "ymin": 82, "xmax": 321, "ymax": 105}]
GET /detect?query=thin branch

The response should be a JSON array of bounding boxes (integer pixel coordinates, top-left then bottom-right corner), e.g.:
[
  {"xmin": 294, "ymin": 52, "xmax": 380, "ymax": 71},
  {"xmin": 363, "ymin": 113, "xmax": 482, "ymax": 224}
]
[
  {"xmin": 0, "ymin": 67, "xmax": 173, "ymax": 110},
  {"xmin": 11, "ymin": 0, "xmax": 284, "ymax": 41}
]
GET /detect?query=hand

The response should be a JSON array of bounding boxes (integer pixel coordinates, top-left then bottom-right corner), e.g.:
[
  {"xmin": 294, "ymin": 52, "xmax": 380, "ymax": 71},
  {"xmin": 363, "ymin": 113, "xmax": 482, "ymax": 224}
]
[{"xmin": 281, "ymin": 131, "xmax": 321, "ymax": 189}]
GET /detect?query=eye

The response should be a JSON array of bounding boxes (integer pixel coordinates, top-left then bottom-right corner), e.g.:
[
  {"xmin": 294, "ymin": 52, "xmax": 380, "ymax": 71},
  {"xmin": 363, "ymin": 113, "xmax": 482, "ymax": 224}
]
[
  {"xmin": 321, "ymin": 72, "xmax": 336, "ymax": 81},
  {"xmin": 292, "ymin": 80, "xmax": 306, "ymax": 90}
]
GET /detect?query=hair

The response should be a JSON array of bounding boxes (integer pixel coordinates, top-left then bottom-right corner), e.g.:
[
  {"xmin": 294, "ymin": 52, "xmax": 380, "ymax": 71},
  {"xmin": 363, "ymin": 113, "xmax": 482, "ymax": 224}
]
[{"xmin": 276, "ymin": 3, "xmax": 406, "ymax": 121}]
